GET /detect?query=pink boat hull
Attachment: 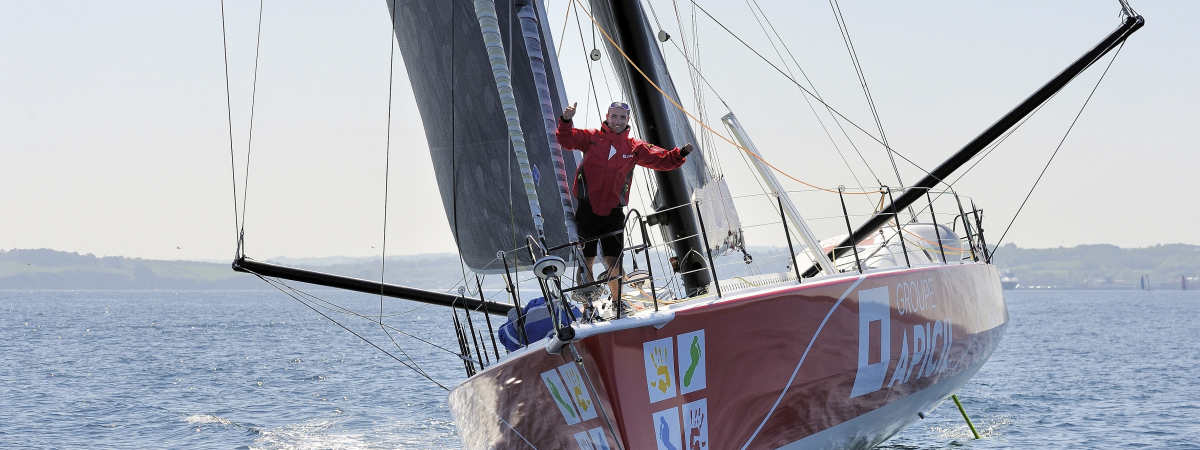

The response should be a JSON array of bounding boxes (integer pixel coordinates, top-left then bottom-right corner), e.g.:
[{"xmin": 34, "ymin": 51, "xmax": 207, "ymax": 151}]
[{"xmin": 450, "ymin": 262, "xmax": 1008, "ymax": 449}]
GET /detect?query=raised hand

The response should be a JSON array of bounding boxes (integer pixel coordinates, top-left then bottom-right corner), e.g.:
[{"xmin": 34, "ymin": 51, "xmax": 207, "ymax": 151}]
[
  {"xmin": 562, "ymin": 102, "xmax": 578, "ymax": 120},
  {"xmin": 688, "ymin": 409, "xmax": 707, "ymax": 450},
  {"xmin": 650, "ymin": 347, "xmax": 672, "ymax": 394},
  {"xmin": 680, "ymin": 143, "xmax": 694, "ymax": 157},
  {"xmin": 565, "ymin": 370, "xmax": 592, "ymax": 413}
]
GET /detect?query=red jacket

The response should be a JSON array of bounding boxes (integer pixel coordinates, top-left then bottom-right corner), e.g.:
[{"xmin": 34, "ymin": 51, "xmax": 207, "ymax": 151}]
[{"xmin": 556, "ymin": 118, "xmax": 687, "ymax": 215}]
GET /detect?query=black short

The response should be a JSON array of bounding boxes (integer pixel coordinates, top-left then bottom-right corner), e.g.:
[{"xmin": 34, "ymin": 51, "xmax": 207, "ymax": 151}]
[{"xmin": 575, "ymin": 199, "xmax": 625, "ymax": 258}]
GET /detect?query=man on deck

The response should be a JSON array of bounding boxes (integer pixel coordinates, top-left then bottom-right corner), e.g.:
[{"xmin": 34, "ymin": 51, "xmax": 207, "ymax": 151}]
[{"xmin": 557, "ymin": 101, "xmax": 693, "ymax": 303}]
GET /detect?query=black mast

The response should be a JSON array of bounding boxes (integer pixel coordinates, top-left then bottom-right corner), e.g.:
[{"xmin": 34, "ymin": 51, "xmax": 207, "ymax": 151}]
[
  {"xmin": 599, "ymin": 0, "xmax": 712, "ymax": 295},
  {"xmin": 803, "ymin": 13, "xmax": 1144, "ymax": 277}
]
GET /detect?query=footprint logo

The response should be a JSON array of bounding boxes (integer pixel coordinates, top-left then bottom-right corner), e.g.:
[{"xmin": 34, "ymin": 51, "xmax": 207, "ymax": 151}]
[
  {"xmin": 650, "ymin": 346, "xmax": 672, "ymax": 394},
  {"xmin": 683, "ymin": 336, "xmax": 702, "ymax": 388},
  {"xmin": 658, "ymin": 415, "xmax": 678, "ymax": 450},
  {"xmin": 565, "ymin": 369, "xmax": 592, "ymax": 413},
  {"xmin": 547, "ymin": 377, "xmax": 576, "ymax": 419}
]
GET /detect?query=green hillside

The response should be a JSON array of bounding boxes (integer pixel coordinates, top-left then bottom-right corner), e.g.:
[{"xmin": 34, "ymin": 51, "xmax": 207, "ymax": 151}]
[
  {"xmin": 0, "ymin": 248, "xmax": 261, "ymax": 289},
  {"xmin": 0, "ymin": 249, "xmax": 467, "ymax": 290},
  {"xmin": 990, "ymin": 243, "xmax": 1200, "ymax": 289},
  {"xmin": 4, "ymin": 243, "xmax": 1199, "ymax": 290}
]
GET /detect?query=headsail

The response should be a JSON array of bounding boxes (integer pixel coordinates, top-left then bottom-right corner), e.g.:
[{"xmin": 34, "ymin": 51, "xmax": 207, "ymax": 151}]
[{"xmin": 388, "ymin": 0, "xmax": 576, "ymax": 271}]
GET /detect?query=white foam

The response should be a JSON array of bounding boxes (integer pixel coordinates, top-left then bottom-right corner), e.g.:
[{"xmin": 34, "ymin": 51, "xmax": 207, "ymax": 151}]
[
  {"xmin": 185, "ymin": 414, "xmax": 235, "ymax": 426},
  {"xmin": 251, "ymin": 418, "xmax": 372, "ymax": 450}
]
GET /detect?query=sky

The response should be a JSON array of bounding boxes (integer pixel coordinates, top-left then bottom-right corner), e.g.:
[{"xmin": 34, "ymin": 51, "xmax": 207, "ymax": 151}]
[{"xmin": 1, "ymin": 0, "xmax": 1197, "ymax": 262}]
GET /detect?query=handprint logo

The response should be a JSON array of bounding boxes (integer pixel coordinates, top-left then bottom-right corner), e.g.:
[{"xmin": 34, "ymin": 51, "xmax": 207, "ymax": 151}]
[
  {"xmin": 688, "ymin": 409, "xmax": 707, "ymax": 450},
  {"xmin": 546, "ymin": 377, "xmax": 576, "ymax": 419},
  {"xmin": 564, "ymin": 370, "xmax": 592, "ymax": 413},
  {"xmin": 683, "ymin": 336, "xmax": 702, "ymax": 388},
  {"xmin": 658, "ymin": 416, "xmax": 678, "ymax": 450},
  {"xmin": 649, "ymin": 346, "xmax": 672, "ymax": 394}
]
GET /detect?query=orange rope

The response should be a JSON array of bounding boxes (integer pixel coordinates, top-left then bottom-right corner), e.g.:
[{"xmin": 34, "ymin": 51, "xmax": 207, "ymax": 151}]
[{"xmin": 571, "ymin": 0, "xmax": 880, "ymax": 195}]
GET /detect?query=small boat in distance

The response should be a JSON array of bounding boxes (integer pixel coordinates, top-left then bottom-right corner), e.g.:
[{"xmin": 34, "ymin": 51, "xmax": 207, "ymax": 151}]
[{"xmin": 1001, "ymin": 272, "xmax": 1020, "ymax": 290}]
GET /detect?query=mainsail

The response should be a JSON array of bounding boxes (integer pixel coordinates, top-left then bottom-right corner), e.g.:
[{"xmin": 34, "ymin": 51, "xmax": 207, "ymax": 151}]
[{"xmin": 388, "ymin": 0, "xmax": 576, "ymax": 271}]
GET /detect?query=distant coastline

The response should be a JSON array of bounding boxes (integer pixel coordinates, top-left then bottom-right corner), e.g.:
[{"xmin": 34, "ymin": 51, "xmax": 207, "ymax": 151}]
[
  {"xmin": 988, "ymin": 243, "xmax": 1200, "ymax": 291},
  {"xmin": 2, "ymin": 244, "xmax": 1198, "ymax": 291},
  {"xmin": 0, "ymin": 249, "xmax": 467, "ymax": 291}
]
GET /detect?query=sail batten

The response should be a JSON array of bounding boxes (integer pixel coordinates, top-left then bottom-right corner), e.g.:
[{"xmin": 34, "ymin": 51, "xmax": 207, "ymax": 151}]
[
  {"xmin": 473, "ymin": 0, "xmax": 545, "ymax": 243},
  {"xmin": 518, "ymin": 4, "xmax": 578, "ymax": 244}
]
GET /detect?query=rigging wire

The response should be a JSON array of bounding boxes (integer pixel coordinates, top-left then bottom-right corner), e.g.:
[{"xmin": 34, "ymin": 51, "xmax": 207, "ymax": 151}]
[
  {"xmin": 277, "ymin": 281, "xmax": 471, "ymax": 360},
  {"xmin": 448, "ymin": 0, "xmax": 480, "ymax": 350},
  {"xmin": 219, "ymin": 0, "xmax": 241, "ymax": 257},
  {"xmin": 946, "ymin": 97, "xmax": 1059, "ymax": 189},
  {"xmin": 668, "ymin": 0, "xmax": 718, "ymax": 178},
  {"xmin": 584, "ymin": 2, "xmax": 618, "ymax": 121},
  {"xmin": 573, "ymin": 1, "xmax": 605, "ymax": 124},
  {"xmin": 991, "ymin": 42, "xmax": 1127, "ymax": 257},
  {"xmin": 235, "ymin": 0, "xmax": 265, "ymax": 256},
  {"xmin": 246, "ymin": 270, "xmax": 450, "ymax": 390},
  {"xmin": 556, "ymin": 2, "xmax": 571, "ymax": 58},
  {"xmin": 827, "ymin": 0, "xmax": 905, "ymax": 189},
  {"xmin": 571, "ymin": 0, "xmax": 880, "ymax": 195},
  {"xmin": 377, "ymin": 0, "xmax": 434, "ymax": 384},
  {"xmin": 683, "ymin": 0, "xmax": 935, "ymax": 183},
  {"xmin": 743, "ymin": 0, "xmax": 876, "ymax": 201},
  {"xmin": 217, "ymin": 0, "xmax": 450, "ymax": 386}
]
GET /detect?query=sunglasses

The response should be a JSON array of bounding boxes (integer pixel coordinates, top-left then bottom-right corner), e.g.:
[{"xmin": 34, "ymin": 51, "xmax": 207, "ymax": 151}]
[{"xmin": 609, "ymin": 102, "xmax": 630, "ymax": 111}]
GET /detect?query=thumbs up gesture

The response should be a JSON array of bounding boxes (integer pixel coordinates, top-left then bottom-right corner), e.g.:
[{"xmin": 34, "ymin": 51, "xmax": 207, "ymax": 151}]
[{"xmin": 562, "ymin": 102, "xmax": 578, "ymax": 121}]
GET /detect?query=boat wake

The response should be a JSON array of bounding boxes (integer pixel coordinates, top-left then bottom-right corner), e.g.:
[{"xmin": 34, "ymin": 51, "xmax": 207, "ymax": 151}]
[
  {"xmin": 249, "ymin": 418, "xmax": 373, "ymax": 450},
  {"xmin": 185, "ymin": 413, "xmax": 239, "ymax": 427},
  {"xmin": 930, "ymin": 413, "xmax": 1015, "ymax": 440},
  {"xmin": 245, "ymin": 415, "xmax": 460, "ymax": 450},
  {"xmin": 926, "ymin": 415, "xmax": 1012, "ymax": 441}
]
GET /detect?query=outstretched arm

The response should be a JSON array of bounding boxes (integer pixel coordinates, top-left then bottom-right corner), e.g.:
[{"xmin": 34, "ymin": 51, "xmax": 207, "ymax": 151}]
[
  {"xmin": 556, "ymin": 102, "xmax": 591, "ymax": 152},
  {"xmin": 635, "ymin": 141, "xmax": 692, "ymax": 171}
]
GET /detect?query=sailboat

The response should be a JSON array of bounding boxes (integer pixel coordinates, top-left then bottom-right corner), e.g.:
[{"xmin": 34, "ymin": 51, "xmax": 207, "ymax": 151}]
[{"xmin": 231, "ymin": 1, "xmax": 1143, "ymax": 448}]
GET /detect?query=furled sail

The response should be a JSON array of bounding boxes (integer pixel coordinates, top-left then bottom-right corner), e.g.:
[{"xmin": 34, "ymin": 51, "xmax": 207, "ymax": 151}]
[{"xmin": 388, "ymin": 0, "xmax": 577, "ymax": 271}]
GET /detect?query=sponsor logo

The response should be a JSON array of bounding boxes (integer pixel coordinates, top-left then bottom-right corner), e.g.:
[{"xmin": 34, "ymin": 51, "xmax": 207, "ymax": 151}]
[
  {"xmin": 558, "ymin": 362, "xmax": 598, "ymax": 421},
  {"xmin": 573, "ymin": 427, "xmax": 612, "ymax": 450},
  {"xmin": 851, "ymin": 287, "xmax": 890, "ymax": 397},
  {"xmin": 887, "ymin": 318, "xmax": 953, "ymax": 388},
  {"xmin": 643, "ymin": 337, "xmax": 678, "ymax": 403},
  {"xmin": 851, "ymin": 281, "xmax": 955, "ymax": 398},
  {"xmin": 677, "ymin": 330, "xmax": 707, "ymax": 394},
  {"xmin": 651, "ymin": 406, "xmax": 684, "ymax": 450},
  {"xmin": 644, "ymin": 331, "xmax": 709, "ymax": 449},
  {"xmin": 682, "ymin": 398, "xmax": 709, "ymax": 450},
  {"xmin": 541, "ymin": 368, "xmax": 580, "ymax": 425}
]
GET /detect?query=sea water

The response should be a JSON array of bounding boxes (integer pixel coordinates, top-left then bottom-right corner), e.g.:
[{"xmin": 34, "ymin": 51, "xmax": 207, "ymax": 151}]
[{"xmin": 1, "ymin": 290, "xmax": 1198, "ymax": 449}]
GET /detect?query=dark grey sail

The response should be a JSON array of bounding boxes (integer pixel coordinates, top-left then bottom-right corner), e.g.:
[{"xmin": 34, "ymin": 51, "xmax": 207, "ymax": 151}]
[{"xmin": 388, "ymin": 0, "xmax": 576, "ymax": 272}]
